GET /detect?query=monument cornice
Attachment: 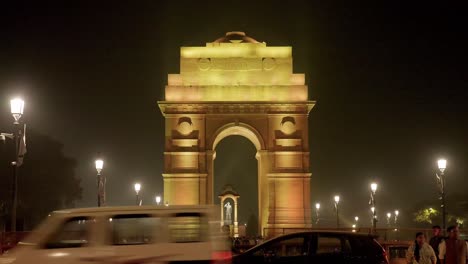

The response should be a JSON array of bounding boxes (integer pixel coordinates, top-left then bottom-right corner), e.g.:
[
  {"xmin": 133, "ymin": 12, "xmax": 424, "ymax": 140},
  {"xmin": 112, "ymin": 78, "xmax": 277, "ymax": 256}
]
[{"xmin": 158, "ymin": 101, "xmax": 315, "ymax": 116}]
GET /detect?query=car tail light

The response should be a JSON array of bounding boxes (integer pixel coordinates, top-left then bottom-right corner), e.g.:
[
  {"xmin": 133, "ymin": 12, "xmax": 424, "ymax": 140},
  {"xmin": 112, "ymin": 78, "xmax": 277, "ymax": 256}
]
[{"xmin": 211, "ymin": 250, "xmax": 232, "ymax": 264}]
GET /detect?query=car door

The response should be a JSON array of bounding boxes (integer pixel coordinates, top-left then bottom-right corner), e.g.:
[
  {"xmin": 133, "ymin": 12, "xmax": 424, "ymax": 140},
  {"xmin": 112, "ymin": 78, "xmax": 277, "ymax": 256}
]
[{"xmin": 241, "ymin": 233, "xmax": 310, "ymax": 264}]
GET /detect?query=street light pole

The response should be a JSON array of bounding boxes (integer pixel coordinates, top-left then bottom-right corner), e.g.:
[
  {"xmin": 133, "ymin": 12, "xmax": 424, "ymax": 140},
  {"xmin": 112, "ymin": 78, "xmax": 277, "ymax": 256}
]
[
  {"xmin": 437, "ymin": 159, "xmax": 447, "ymax": 234},
  {"xmin": 95, "ymin": 159, "xmax": 104, "ymax": 207},
  {"xmin": 334, "ymin": 195, "xmax": 340, "ymax": 229},
  {"xmin": 394, "ymin": 210, "xmax": 399, "ymax": 227},
  {"xmin": 10, "ymin": 98, "xmax": 24, "ymax": 232},
  {"xmin": 134, "ymin": 183, "xmax": 141, "ymax": 205},
  {"xmin": 370, "ymin": 182, "xmax": 378, "ymax": 234},
  {"xmin": 315, "ymin": 203, "xmax": 320, "ymax": 225},
  {"xmin": 155, "ymin": 195, "xmax": 161, "ymax": 206}
]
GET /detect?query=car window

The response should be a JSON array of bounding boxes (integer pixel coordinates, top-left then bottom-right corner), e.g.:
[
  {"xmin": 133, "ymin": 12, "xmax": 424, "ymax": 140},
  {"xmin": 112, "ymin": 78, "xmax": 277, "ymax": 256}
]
[
  {"xmin": 348, "ymin": 236, "xmax": 381, "ymax": 255},
  {"xmin": 255, "ymin": 236, "xmax": 306, "ymax": 257},
  {"xmin": 317, "ymin": 236, "xmax": 341, "ymax": 254},
  {"xmin": 43, "ymin": 217, "xmax": 91, "ymax": 249},
  {"xmin": 168, "ymin": 212, "xmax": 208, "ymax": 243},
  {"xmin": 110, "ymin": 214, "xmax": 159, "ymax": 245}
]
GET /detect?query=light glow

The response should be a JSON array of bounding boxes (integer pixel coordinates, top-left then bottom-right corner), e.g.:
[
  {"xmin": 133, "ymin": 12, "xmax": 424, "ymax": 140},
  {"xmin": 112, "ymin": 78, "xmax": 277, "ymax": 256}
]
[
  {"xmin": 395, "ymin": 210, "xmax": 399, "ymax": 216},
  {"xmin": 334, "ymin": 195, "xmax": 340, "ymax": 203},
  {"xmin": 134, "ymin": 183, "xmax": 141, "ymax": 194},
  {"xmin": 438, "ymin": 159, "xmax": 447, "ymax": 171},
  {"xmin": 315, "ymin": 203, "xmax": 320, "ymax": 209},
  {"xmin": 10, "ymin": 98, "xmax": 25, "ymax": 122},
  {"xmin": 156, "ymin": 196, "xmax": 161, "ymax": 205},
  {"xmin": 95, "ymin": 159, "xmax": 104, "ymax": 172},
  {"xmin": 370, "ymin": 183, "xmax": 378, "ymax": 193}
]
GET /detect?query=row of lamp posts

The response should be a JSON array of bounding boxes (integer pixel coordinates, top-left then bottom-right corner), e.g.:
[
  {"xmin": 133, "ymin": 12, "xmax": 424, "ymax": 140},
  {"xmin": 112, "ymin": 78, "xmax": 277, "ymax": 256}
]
[
  {"xmin": 314, "ymin": 158, "xmax": 446, "ymax": 232},
  {"xmin": 1, "ymin": 98, "xmax": 450, "ymax": 232},
  {"xmin": 93, "ymin": 159, "xmax": 161, "ymax": 207}
]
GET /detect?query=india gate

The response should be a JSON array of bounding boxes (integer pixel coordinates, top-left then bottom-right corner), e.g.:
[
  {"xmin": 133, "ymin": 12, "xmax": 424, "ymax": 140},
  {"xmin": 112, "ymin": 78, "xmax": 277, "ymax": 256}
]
[{"xmin": 158, "ymin": 32, "xmax": 315, "ymax": 235}]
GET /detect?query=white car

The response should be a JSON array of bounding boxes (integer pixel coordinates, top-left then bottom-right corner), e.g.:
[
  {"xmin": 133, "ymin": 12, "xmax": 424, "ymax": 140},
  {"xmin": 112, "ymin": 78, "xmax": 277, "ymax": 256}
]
[{"xmin": 1, "ymin": 205, "xmax": 231, "ymax": 264}]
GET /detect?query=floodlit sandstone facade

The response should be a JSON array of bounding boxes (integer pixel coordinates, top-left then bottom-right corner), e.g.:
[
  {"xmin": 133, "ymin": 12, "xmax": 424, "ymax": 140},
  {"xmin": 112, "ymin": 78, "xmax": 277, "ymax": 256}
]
[{"xmin": 158, "ymin": 32, "xmax": 315, "ymax": 235}]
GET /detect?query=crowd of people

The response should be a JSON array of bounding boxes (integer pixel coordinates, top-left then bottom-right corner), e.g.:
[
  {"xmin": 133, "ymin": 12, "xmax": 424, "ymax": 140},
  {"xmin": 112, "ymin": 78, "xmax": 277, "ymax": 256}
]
[{"xmin": 406, "ymin": 225, "xmax": 468, "ymax": 264}]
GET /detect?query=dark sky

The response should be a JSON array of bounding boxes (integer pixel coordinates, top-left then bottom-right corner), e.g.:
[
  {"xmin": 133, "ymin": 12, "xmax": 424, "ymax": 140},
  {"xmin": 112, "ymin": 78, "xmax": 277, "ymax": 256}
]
[{"xmin": 1, "ymin": 1, "xmax": 467, "ymax": 227}]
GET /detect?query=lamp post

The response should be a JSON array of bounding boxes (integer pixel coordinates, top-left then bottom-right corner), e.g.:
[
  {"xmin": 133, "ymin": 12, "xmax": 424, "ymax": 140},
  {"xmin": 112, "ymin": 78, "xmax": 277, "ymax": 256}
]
[
  {"xmin": 334, "ymin": 195, "xmax": 340, "ymax": 229},
  {"xmin": 315, "ymin": 203, "xmax": 320, "ymax": 225},
  {"xmin": 155, "ymin": 195, "xmax": 161, "ymax": 206},
  {"xmin": 95, "ymin": 159, "xmax": 104, "ymax": 207},
  {"xmin": 370, "ymin": 182, "xmax": 378, "ymax": 233},
  {"xmin": 386, "ymin": 212, "xmax": 392, "ymax": 227},
  {"xmin": 436, "ymin": 159, "xmax": 447, "ymax": 234},
  {"xmin": 354, "ymin": 216, "xmax": 359, "ymax": 229},
  {"xmin": 10, "ymin": 98, "xmax": 25, "ymax": 232},
  {"xmin": 394, "ymin": 210, "xmax": 399, "ymax": 226},
  {"xmin": 134, "ymin": 183, "xmax": 141, "ymax": 205}
]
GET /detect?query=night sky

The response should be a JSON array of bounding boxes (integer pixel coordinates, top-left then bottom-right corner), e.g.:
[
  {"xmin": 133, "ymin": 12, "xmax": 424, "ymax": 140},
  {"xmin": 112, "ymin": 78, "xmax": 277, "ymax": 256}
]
[{"xmin": 1, "ymin": 1, "xmax": 467, "ymax": 227}]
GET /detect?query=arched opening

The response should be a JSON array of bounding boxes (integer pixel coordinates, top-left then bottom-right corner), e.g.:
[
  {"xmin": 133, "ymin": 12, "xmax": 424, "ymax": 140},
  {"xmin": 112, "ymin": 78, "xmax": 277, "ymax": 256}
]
[{"xmin": 214, "ymin": 135, "xmax": 259, "ymax": 236}]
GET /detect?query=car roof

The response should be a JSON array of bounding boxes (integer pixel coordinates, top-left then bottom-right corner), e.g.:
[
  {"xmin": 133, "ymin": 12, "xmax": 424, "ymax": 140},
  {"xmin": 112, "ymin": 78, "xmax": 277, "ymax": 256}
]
[
  {"xmin": 51, "ymin": 205, "xmax": 215, "ymax": 215},
  {"xmin": 240, "ymin": 231, "xmax": 377, "ymax": 255}
]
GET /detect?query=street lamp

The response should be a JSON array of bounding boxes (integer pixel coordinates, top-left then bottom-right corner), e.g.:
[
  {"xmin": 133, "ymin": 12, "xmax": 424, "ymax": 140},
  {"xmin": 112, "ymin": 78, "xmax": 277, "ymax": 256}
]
[
  {"xmin": 370, "ymin": 182, "xmax": 378, "ymax": 233},
  {"xmin": 315, "ymin": 203, "xmax": 321, "ymax": 225},
  {"xmin": 394, "ymin": 210, "xmax": 399, "ymax": 225},
  {"xmin": 436, "ymin": 159, "xmax": 447, "ymax": 233},
  {"xmin": 387, "ymin": 212, "xmax": 392, "ymax": 227},
  {"xmin": 354, "ymin": 216, "xmax": 359, "ymax": 228},
  {"xmin": 155, "ymin": 195, "xmax": 161, "ymax": 206},
  {"xmin": 10, "ymin": 98, "xmax": 25, "ymax": 232},
  {"xmin": 95, "ymin": 159, "xmax": 105, "ymax": 207},
  {"xmin": 134, "ymin": 183, "xmax": 141, "ymax": 205},
  {"xmin": 334, "ymin": 195, "xmax": 340, "ymax": 229}
]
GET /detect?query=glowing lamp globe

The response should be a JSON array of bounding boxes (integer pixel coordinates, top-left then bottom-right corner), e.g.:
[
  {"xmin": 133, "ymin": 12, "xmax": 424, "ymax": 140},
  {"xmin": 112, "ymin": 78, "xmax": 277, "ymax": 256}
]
[{"xmin": 438, "ymin": 159, "xmax": 447, "ymax": 172}]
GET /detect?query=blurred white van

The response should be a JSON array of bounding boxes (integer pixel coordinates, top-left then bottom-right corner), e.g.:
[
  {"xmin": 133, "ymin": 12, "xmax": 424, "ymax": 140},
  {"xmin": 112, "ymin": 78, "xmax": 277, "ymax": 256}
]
[{"xmin": 1, "ymin": 205, "xmax": 231, "ymax": 264}]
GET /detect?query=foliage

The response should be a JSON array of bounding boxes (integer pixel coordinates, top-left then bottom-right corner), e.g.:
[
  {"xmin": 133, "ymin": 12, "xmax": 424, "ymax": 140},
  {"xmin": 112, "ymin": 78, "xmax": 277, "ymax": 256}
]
[
  {"xmin": 0, "ymin": 129, "xmax": 82, "ymax": 230},
  {"xmin": 413, "ymin": 207, "xmax": 439, "ymax": 224}
]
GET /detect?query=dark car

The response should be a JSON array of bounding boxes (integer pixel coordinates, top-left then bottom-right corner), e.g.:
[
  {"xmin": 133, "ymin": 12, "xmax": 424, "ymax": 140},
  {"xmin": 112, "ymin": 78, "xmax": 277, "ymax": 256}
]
[{"xmin": 232, "ymin": 231, "xmax": 388, "ymax": 264}]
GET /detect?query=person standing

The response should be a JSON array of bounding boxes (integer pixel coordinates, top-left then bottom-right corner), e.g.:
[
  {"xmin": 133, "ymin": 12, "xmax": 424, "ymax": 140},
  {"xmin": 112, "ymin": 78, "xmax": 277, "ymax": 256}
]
[
  {"xmin": 407, "ymin": 232, "xmax": 437, "ymax": 264},
  {"xmin": 439, "ymin": 225, "xmax": 467, "ymax": 264},
  {"xmin": 430, "ymin": 225, "xmax": 445, "ymax": 264}
]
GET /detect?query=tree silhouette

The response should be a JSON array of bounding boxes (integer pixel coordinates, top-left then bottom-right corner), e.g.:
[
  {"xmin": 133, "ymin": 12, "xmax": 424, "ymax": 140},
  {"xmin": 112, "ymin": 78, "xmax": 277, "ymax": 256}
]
[{"xmin": 0, "ymin": 129, "xmax": 81, "ymax": 230}]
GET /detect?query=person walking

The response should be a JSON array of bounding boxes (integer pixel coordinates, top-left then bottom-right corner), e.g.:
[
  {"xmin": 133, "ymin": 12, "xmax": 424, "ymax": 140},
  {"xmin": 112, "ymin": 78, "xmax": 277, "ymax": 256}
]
[
  {"xmin": 406, "ymin": 232, "xmax": 437, "ymax": 264},
  {"xmin": 439, "ymin": 226, "xmax": 467, "ymax": 264},
  {"xmin": 430, "ymin": 225, "xmax": 445, "ymax": 264}
]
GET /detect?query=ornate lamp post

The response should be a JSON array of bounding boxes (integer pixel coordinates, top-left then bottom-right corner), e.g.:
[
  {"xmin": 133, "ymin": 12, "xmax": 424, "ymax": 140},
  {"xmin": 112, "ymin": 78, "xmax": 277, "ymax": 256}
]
[
  {"xmin": 370, "ymin": 182, "xmax": 378, "ymax": 233},
  {"xmin": 354, "ymin": 216, "xmax": 359, "ymax": 228},
  {"xmin": 436, "ymin": 159, "xmax": 447, "ymax": 233},
  {"xmin": 134, "ymin": 183, "xmax": 141, "ymax": 205},
  {"xmin": 155, "ymin": 195, "xmax": 161, "ymax": 206},
  {"xmin": 386, "ymin": 212, "xmax": 392, "ymax": 227},
  {"xmin": 9, "ymin": 98, "xmax": 25, "ymax": 232},
  {"xmin": 334, "ymin": 195, "xmax": 340, "ymax": 229},
  {"xmin": 315, "ymin": 203, "xmax": 321, "ymax": 225},
  {"xmin": 95, "ymin": 159, "xmax": 104, "ymax": 207}
]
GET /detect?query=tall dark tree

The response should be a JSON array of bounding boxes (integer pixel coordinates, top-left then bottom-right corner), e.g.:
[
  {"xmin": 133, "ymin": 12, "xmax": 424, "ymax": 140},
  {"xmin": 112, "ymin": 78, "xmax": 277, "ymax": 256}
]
[{"xmin": 0, "ymin": 129, "xmax": 81, "ymax": 230}]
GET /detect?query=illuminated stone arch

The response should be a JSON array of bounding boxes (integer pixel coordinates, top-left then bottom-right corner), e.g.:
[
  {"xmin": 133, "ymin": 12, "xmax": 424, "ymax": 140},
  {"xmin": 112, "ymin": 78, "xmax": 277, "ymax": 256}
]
[
  {"xmin": 158, "ymin": 32, "xmax": 315, "ymax": 236},
  {"xmin": 211, "ymin": 122, "xmax": 265, "ymax": 150}
]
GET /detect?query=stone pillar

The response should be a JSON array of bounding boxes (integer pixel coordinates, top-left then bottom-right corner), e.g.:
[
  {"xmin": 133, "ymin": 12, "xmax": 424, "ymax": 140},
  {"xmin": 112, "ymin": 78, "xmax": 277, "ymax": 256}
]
[{"xmin": 234, "ymin": 199, "xmax": 239, "ymax": 237}]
